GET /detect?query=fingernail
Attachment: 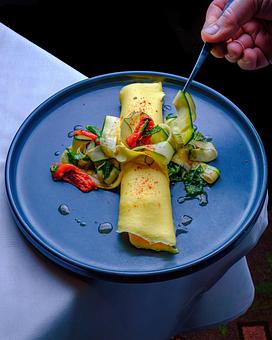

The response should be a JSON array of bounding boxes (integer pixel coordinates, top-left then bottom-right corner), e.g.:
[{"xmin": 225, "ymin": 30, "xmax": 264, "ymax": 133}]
[{"xmin": 204, "ymin": 24, "xmax": 220, "ymax": 35}]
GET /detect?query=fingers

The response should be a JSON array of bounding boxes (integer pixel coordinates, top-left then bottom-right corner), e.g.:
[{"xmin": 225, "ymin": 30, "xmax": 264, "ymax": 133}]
[
  {"xmin": 211, "ymin": 42, "xmax": 228, "ymax": 58},
  {"xmin": 201, "ymin": 0, "xmax": 257, "ymax": 43},
  {"xmin": 238, "ymin": 47, "xmax": 270, "ymax": 70},
  {"xmin": 203, "ymin": 0, "xmax": 228, "ymax": 26},
  {"xmin": 225, "ymin": 33, "xmax": 254, "ymax": 62},
  {"xmin": 201, "ymin": 0, "xmax": 229, "ymax": 41}
]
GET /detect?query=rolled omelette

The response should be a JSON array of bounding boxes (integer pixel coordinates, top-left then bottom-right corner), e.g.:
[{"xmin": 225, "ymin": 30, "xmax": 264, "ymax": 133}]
[{"xmin": 117, "ymin": 82, "xmax": 177, "ymax": 253}]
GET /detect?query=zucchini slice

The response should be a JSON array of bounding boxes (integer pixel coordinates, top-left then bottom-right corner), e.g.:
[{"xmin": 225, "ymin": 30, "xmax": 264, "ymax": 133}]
[
  {"xmin": 168, "ymin": 90, "xmax": 194, "ymax": 146},
  {"xmin": 100, "ymin": 115, "xmax": 120, "ymax": 157},
  {"xmin": 86, "ymin": 145, "xmax": 109, "ymax": 162},
  {"xmin": 150, "ymin": 126, "xmax": 168, "ymax": 144},
  {"xmin": 74, "ymin": 134, "xmax": 94, "ymax": 141},
  {"xmin": 104, "ymin": 167, "xmax": 120, "ymax": 185},
  {"xmin": 185, "ymin": 92, "xmax": 196, "ymax": 122},
  {"xmin": 189, "ymin": 141, "xmax": 218, "ymax": 162},
  {"xmin": 171, "ymin": 146, "xmax": 194, "ymax": 171},
  {"xmin": 192, "ymin": 162, "xmax": 220, "ymax": 184}
]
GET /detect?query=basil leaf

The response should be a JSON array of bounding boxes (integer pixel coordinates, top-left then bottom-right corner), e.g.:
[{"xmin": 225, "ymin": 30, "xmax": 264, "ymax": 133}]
[
  {"xmin": 168, "ymin": 162, "xmax": 186, "ymax": 182},
  {"xmin": 142, "ymin": 125, "xmax": 162, "ymax": 137},
  {"xmin": 140, "ymin": 119, "xmax": 149, "ymax": 133},
  {"xmin": 66, "ymin": 148, "xmax": 85, "ymax": 165},
  {"xmin": 183, "ymin": 166, "xmax": 205, "ymax": 197},
  {"xmin": 168, "ymin": 162, "xmax": 206, "ymax": 197}
]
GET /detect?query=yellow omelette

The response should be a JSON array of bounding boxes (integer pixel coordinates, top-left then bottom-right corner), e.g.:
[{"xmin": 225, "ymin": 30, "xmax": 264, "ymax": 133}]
[{"xmin": 117, "ymin": 83, "xmax": 177, "ymax": 253}]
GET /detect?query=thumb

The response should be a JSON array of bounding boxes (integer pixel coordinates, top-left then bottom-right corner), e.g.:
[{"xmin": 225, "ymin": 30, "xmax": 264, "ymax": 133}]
[{"xmin": 201, "ymin": 0, "xmax": 256, "ymax": 43}]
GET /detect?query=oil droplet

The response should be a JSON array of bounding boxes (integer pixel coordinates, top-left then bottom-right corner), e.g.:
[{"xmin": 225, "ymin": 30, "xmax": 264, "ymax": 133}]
[
  {"xmin": 177, "ymin": 196, "xmax": 192, "ymax": 204},
  {"xmin": 74, "ymin": 124, "xmax": 83, "ymax": 131},
  {"xmin": 54, "ymin": 151, "xmax": 60, "ymax": 156},
  {"xmin": 163, "ymin": 104, "xmax": 172, "ymax": 111},
  {"xmin": 176, "ymin": 227, "xmax": 188, "ymax": 236},
  {"xmin": 98, "ymin": 222, "xmax": 113, "ymax": 234},
  {"xmin": 80, "ymin": 221, "xmax": 87, "ymax": 227},
  {"xmin": 58, "ymin": 204, "xmax": 70, "ymax": 215},
  {"xmin": 198, "ymin": 192, "xmax": 208, "ymax": 206},
  {"xmin": 177, "ymin": 193, "xmax": 209, "ymax": 206},
  {"xmin": 181, "ymin": 215, "xmax": 193, "ymax": 226},
  {"xmin": 68, "ymin": 131, "xmax": 74, "ymax": 138}
]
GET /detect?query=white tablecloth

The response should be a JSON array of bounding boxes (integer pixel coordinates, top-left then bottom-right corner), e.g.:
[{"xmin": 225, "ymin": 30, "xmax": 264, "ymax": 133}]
[{"xmin": 0, "ymin": 22, "xmax": 89, "ymax": 340}]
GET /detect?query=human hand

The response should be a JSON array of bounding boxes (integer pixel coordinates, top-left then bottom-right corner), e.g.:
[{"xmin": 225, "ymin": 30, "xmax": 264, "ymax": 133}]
[{"xmin": 201, "ymin": 0, "xmax": 272, "ymax": 70}]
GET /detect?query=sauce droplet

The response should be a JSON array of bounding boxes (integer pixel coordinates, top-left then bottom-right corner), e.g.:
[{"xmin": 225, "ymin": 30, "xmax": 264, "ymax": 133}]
[
  {"xmin": 177, "ymin": 196, "xmax": 192, "ymax": 204},
  {"xmin": 67, "ymin": 131, "xmax": 74, "ymax": 138},
  {"xmin": 181, "ymin": 215, "xmax": 193, "ymax": 226},
  {"xmin": 74, "ymin": 124, "xmax": 84, "ymax": 131},
  {"xmin": 58, "ymin": 204, "xmax": 70, "ymax": 215},
  {"xmin": 198, "ymin": 192, "xmax": 208, "ymax": 206},
  {"xmin": 177, "ymin": 193, "xmax": 209, "ymax": 206},
  {"xmin": 54, "ymin": 151, "xmax": 60, "ymax": 156},
  {"xmin": 176, "ymin": 227, "xmax": 188, "ymax": 236},
  {"xmin": 98, "ymin": 222, "xmax": 113, "ymax": 234},
  {"xmin": 163, "ymin": 104, "xmax": 172, "ymax": 111}
]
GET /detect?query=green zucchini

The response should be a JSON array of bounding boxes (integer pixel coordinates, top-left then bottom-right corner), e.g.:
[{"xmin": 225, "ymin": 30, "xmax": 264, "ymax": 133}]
[
  {"xmin": 189, "ymin": 141, "xmax": 218, "ymax": 162},
  {"xmin": 100, "ymin": 115, "xmax": 120, "ymax": 157},
  {"xmin": 71, "ymin": 138, "xmax": 93, "ymax": 153},
  {"xmin": 185, "ymin": 92, "xmax": 196, "ymax": 122},
  {"xmin": 120, "ymin": 117, "xmax": 133, "ymax": 145},
  {"xmin": 171, "ymin": 146, "xmax": 193, "ymax": 171},
  {"xmin": 168, "ymin": 90, "xmax": 194, "ymax": 146},
  {"xmin": 86, "ymin": 145, "xmax": 109, "ymax": 162},
  {"xmin": 104, "ymin": 167, "xmax": 120, "ymax": 185},
  {"xmin": 74, "ymin": 134, "xmax": 94, "ymax": 141},
  {"xmin": 192, "ymin": 162, "xmax": 220, "ymax": 184},
  {"xmin": 150, "ymin": 127, "xmax": 168, "ymax": 144}
]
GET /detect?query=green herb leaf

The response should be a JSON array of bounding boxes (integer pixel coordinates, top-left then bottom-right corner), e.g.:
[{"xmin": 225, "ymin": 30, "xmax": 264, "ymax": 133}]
[
  {"xmin": 168, "ymin": 162, "xmax": 186, "ymax": 182},
  {"xmin": 183, "ymin": 166, "xmax": 205, "ymax": 197},
  {"xmin": 140, "ymin": 119, "xmax": 149, "ymax": 133},
  {"xmin": 168, "ymin": 162, "xmax": 206, "ymax": 197},
  {"xmin": 142, "ymin": 125, "xmax": 162, "ymax": 137},
  {"xmin": 98, "ymin": 160, "xmax": 113, "ymax": 179},
  {"xmin": 85, "ymin": 125, "xmax": 101, "ymax": 138},
  {"xmin": 165, "ymin": 113, "xmax": 177, "ymax": 120},
  {"xmin": 66, "ymin": 148, "xmax": 85, "ymax": 165}
]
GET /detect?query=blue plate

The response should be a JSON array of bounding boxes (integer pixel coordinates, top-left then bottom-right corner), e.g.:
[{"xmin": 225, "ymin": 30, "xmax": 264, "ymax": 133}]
[{"xmin": 5, "ymin": 71, "xmax": 267, "ymax": 282}]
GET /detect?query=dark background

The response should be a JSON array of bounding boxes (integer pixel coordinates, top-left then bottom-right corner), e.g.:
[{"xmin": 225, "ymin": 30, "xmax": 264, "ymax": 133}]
[{"xmin": 1, "ymin": 0, "xmax": 271, "ymax": 197}]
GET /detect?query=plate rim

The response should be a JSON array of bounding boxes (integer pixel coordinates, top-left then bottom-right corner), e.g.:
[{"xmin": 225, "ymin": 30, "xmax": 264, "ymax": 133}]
[{"xmin": 5, "ymin": 70, "xmax": 268, "ymax": 282}]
